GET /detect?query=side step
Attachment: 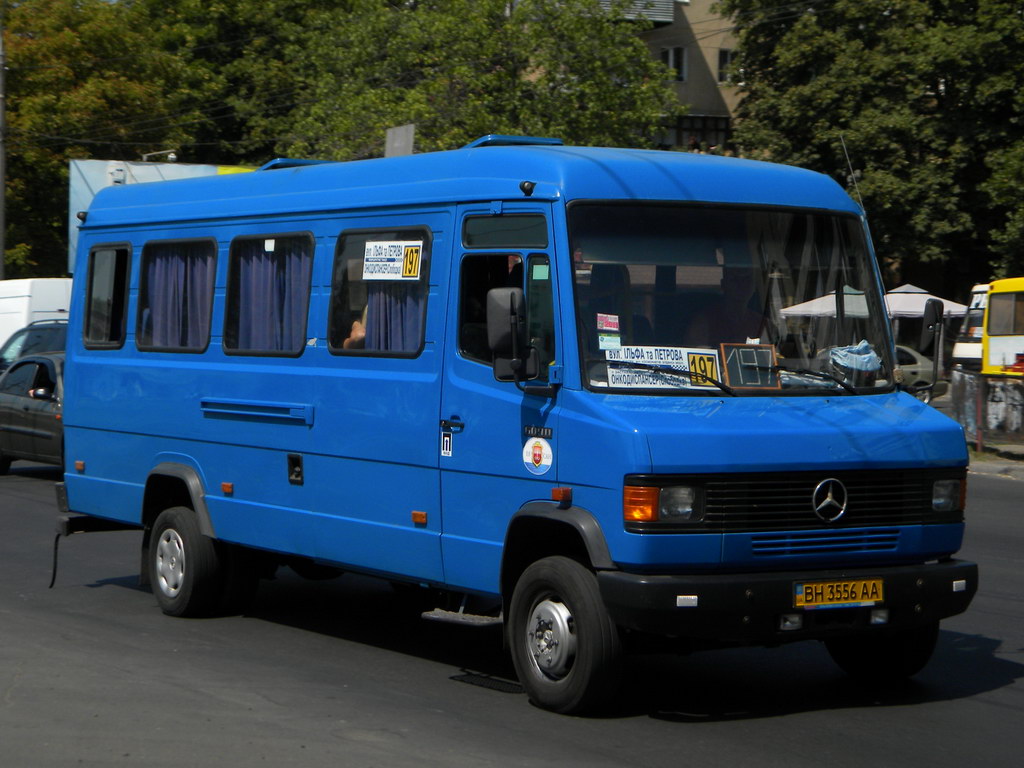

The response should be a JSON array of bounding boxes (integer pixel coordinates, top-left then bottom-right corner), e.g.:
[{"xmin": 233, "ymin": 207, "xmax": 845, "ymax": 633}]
[{"xmin": 421, "ymin": 608, "xmax": 503, "ymax": 627}]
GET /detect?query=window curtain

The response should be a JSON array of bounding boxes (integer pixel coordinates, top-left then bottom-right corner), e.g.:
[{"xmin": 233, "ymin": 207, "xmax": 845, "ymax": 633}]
[
  {"xmin": 365, "ymin": 282, "xmax": 423, "ymax": 353},
  {"xmin": 142, "ymin": 242, "xmax": 214, "ymax": 349},
  {"xmin": 232, "ymin": 237, "xmax": 312, "ymax": 352}
]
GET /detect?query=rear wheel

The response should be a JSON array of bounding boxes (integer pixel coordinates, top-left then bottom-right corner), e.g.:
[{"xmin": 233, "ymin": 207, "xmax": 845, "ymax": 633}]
[
  {"xmin": 150, "ymin": 506, "xmax": 225, "ymax": 617},
  {"xmin": 508, "ymin": 556, "xmax": 623, "ymax": 714},
  {"xmin": 825, "ymin": 621, "xmax": 939, "ymax": 682}
]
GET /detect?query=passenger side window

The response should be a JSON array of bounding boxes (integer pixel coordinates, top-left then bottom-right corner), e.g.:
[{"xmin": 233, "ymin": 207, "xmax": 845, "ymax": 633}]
[
  {"xmin": 84, "ymin": 246, "xmax": 131, "ymax": 349},
  {"xmin": 328, "ymin": 228, "xmax": 430, "ymax": 356},
  {"xmin": 224, "ymin": 234, "xmax": 314, "ymax": 356},
  {"xmin": 0, "ymin": 362, "xmax": 40, "ymax": 397},
  {"xmin": 137, "ymin": 240, "xmax": 216, "ymax": 352},
  {"xmin": 458, "ymin": 254, "xmax": 523, "ymax": 364},
  {"xmin": 526, "ymin": 255, "xmax": 556, "ymax": 379}
]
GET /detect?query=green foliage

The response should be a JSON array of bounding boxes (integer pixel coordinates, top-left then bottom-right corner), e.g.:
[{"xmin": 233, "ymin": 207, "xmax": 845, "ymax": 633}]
[
  {"xmin": 4, "ymin": 0, "xmax": 220, "ymax": 275},
  {"xmin": 717, "ymin": 0, "xmax": 1024, "ymax": 291},
  {"xmin": 3, "ymin": 0, "xmax": 679, "ymax": 276},
  {"xmin": 279, "ymin": 0, "xmax": 680, "ymax": 159}
]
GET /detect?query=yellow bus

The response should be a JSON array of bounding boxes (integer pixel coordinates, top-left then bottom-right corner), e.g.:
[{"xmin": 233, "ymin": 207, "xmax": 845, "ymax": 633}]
[{"xmin": 981, "ymin": 277, "xmax": 1024, "ymax": 376}]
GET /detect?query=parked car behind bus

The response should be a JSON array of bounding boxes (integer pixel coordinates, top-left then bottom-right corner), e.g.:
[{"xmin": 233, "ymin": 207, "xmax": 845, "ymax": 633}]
[
  {"xmin": 0, "ymin": 319, "xmax": 68, "ymax": 374},
  {"xmin": 0, "ymin": 352, "xmax": 63, "ymax": 472}
]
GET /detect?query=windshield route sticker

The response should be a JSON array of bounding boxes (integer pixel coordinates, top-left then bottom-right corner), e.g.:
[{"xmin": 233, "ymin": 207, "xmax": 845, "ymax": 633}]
[
  {"xmin": 604, "ymin": 346, "xmax": 721, "ymax": 389},
  {"xmin": 720, "ymin": 344, "xmax": 780, "ymax": 389}
]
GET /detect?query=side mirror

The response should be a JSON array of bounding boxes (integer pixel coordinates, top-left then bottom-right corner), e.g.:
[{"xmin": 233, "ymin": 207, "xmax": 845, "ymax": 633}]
[
  {"xmin": 486, "ymin": 287, "xmax": 524, "ymax": 355},
  {"xmin": 29, "ymin": 387, "xmax": 54, "ymax": 401},
  {"xmin": 486, "ymin": 287, "xmax": 542, "ymax": 385},
  {"xmin": 920, "ymin": 298, "xmax": 944, "ymax": 352},
  {"xmin": 911, "ymin": 298, "xmax": 944, "ymax": 401}
]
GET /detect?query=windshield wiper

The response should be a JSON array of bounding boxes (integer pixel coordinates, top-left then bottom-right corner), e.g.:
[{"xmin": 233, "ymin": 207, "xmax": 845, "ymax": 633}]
[
  {"xmin": 606, "ymin": 360, "xmax": 737, "ymax": 396},
  {"xmin": 745, "ymin": 363, "xmax": 859, "ymax": 395}
]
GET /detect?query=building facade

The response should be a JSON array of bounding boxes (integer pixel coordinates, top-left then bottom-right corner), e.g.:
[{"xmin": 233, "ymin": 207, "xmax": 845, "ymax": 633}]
[
  {"xmin": 644, "ymin": 0, "xmax": 740, "ymax": 151},
  {"xmin": 604, "ymin": 0, "xmax": 740, "ymax": 151}
]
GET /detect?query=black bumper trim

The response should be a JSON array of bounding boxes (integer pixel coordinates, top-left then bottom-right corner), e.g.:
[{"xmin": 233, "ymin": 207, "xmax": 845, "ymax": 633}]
[{"xmin": 598, "ymin": 559, "xmax": 977, "ymax": 644}]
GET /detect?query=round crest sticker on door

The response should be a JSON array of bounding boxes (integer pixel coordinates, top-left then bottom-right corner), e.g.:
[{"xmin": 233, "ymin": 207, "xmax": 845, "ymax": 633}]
[{"xmin": 522, "ymin": 437, "xmax": 553, "ymax": 476}]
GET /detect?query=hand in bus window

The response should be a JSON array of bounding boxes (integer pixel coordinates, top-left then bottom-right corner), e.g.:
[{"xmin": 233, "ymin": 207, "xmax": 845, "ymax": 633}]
[
  {"xmin": 343, "ymin": 306, "xmax": 367, "ymax": 349},
  {"xmin": 343, "ymin": 319, "xmax": 366, "ymax": 349}
]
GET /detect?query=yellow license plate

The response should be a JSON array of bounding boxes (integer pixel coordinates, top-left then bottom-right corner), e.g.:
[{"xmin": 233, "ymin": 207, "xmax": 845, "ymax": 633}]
[{"xmin": 794, "ymin": 578, "xmax": 884, "ymax": 610}]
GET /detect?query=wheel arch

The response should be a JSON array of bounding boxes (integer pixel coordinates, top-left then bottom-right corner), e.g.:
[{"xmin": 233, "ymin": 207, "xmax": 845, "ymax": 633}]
[
  {"xmin": 500, "ymin": 502, "xmax": 614, "ymax": 606},
  {"xmin": 142, "ymin": 462, "xmax": 215, "ymax": 537}
]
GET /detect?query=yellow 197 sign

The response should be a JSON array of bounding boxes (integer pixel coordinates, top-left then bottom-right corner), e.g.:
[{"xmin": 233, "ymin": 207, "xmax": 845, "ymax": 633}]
[
  {"xmin": 402, "ymin": 245, "xmax": 421, "ymax": 278},
  {"xmin": 687, "ymin": 352, "xmax": 719, "ymax": 387}
]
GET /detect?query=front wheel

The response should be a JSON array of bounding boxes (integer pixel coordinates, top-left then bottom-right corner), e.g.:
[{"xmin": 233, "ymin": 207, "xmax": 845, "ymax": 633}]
[
  {"xmin": 825, "ymin": 621, "xmax": 939, "ymax": 682},
  {"xmin": 508, "ymin": 556, "xmax": 623, "ymax": 714}
]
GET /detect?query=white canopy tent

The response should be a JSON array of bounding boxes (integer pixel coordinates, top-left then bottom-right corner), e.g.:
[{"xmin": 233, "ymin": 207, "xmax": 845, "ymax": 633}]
[
  {"xmin": 884, "ymin": 284, "xmax": 966, "ymax": 318},
  {"xmin": 780, "ymin": 284, "xmax": 966, "ymax": 319}
]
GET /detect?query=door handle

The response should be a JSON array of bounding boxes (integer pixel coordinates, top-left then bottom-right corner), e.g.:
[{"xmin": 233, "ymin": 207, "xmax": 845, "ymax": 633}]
[{"xmin": 441, "ymin": 417, "xmax": 465, "ymax": 433}]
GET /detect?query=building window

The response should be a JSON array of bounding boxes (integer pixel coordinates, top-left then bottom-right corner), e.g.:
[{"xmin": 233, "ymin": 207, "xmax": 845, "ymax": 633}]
[
  {"xmin": 224, "ymin": 234, "xmax": 314, "ymax": 356},
  {"xmin": 137, "ymin": 240, "xmax": 216, "ymax": 352},
  {"xmin": 661, "ymin": 46, "xmax": 687, "ymax": 82},
  {"xmin": 718, "ymin": 49, "xmax": 736, "ymax": 84}
]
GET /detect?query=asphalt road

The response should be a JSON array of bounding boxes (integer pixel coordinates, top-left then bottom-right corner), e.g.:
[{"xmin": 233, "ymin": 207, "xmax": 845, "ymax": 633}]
[{"xmin": 1, "ymin": 462, "xmax": 1022, "ymax": 767}]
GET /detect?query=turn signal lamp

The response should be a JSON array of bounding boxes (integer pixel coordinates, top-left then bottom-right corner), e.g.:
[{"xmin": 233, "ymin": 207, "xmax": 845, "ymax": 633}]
[
  {"xmin": 624, "ymin": 485, "xmax": 706, "ymax": 524},
  {"xmin": 624, "ymin": 486, "xmax": 659, "ymax": 522},
  {"xmin": 551, "ymin": 487, "xmax": 573, "ymax": 508}
]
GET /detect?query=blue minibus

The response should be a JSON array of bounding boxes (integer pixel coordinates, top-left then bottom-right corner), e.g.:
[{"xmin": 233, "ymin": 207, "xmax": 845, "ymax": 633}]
[{"xmin": 58, "ymin": 135, "xmax": 976, "ymax": 713}]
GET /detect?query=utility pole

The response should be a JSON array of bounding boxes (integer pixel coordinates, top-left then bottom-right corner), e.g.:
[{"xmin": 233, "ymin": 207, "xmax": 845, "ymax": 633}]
[{"xmin": 0, "ymin": 8, "xmax": 6, "ymax": 281}]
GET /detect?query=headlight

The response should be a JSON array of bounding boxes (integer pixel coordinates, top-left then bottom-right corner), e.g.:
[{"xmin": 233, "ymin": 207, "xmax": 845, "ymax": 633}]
[
  {"xmin": 623, "ymin": 485, "xmax": 704, "ymax": 524},
  {"xmin": 932, "ymin": 479, "xmax": 962, "ymax": 512},
  {"xmin": 660, "ymin": 486, "xmax": 704, "ymax": 522}
]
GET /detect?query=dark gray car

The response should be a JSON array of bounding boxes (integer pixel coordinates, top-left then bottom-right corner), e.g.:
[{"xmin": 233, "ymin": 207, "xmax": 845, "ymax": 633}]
[{"xmin": 0, "ymin": 352, "xmax": 63, "ymax": 472}]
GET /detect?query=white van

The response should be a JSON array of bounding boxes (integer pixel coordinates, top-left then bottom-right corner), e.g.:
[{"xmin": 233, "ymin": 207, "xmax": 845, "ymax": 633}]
[
  {"xmin": 0, "ymin": 278, "xmax": 72, "ymax": 347},
  {"xmin": 950, "ymin": 283, "xmax": 988, "ymax": 370}
]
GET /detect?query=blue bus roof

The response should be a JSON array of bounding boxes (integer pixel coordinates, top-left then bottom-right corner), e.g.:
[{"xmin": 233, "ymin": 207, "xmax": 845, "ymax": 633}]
[{"xmin": 82, "ymin": 141, "xmax": 861, "ymax": 229}]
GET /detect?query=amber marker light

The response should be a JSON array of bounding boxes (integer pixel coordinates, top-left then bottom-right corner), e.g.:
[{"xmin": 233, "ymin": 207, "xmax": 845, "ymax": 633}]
[
  {"xmin": 551, "ymin": 487, "xmax": 573, "ymax": 508},
  {"xmin": 411, "ymin": 510, "xmax": 427, "ymax": 525},
  {"xmin": 623, "ymin": 486, "xmax": 659, "ymax": 523},
  {"xmin": 74, "ymin": 460, "xmax": 85, "ymax": 472},
  {"xmin": 221, "ymin": 482, "xmax": 234, "ymax": 495}
]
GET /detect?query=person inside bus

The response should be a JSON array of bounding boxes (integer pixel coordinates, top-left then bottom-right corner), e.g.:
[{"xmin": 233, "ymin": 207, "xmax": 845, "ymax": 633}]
[{"xmin": 685, "ymin": 266, "xmax": 763, "ymax": 346}]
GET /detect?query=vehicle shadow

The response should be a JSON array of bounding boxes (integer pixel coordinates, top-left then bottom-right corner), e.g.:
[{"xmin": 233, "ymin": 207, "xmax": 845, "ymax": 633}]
[
  {"xmin": 8, "ymin": 462, "xmax": 63, "ymax": 481},
  {"xmin": 238, "ymin": 570, "xmax": 1022, "ymax": 719},
  {"xmin": 631, "ymin": 630, "xmax": 1022, "ymax": 721}
]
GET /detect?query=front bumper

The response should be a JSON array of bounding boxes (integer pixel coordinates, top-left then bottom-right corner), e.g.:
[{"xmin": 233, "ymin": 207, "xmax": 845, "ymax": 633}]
[{"xmin": 598, "ymin": 558, "xmax": 977, "ymax": 645}]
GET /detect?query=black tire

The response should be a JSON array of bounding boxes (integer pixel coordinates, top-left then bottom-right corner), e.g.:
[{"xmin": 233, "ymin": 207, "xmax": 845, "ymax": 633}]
[
  {"xmin": 0, "ymin": 451, "xmax": 10, "ymax": 475},
  {"xmin": 912, "ymin": 382, "xmax": 932, "ymax": 404},
  {"xmin": 825, "ymin": 621, "xmax": 939, "ymax": 682},
  {"xmin": 149, "ymin": 506, "xmax": 225, "ymax": 617},
  {"xmin": 508, "ymin": 556, "xmax": 623, "ymax": 714}
]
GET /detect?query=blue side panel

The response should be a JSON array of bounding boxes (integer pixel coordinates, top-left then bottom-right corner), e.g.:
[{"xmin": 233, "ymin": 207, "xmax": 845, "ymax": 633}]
[{"xmin": 65, "ymin": 209, "xmax": 450, "ymax": 584}]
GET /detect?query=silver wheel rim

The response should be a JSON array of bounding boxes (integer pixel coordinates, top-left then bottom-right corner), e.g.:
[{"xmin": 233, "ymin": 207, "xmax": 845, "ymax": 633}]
[
  {"xmin": 526, "ymin": 598, "xmax": 577, "ymax": 680},
  {"xmin": 155, "ymin": 528, "xmax": 185, "ymax": 598}
]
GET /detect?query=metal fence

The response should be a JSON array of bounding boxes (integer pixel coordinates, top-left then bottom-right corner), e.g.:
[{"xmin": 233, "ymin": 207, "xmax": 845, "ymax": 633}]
[{"xmin": 951, "ymin": 369, "xmax": 1024, "ymax": 446}]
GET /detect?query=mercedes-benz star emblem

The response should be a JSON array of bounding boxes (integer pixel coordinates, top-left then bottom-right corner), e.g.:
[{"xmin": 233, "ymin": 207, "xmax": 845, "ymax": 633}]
[{"xmin": 812, "ymin": 478, "xmax": 848, "ymax": 522}]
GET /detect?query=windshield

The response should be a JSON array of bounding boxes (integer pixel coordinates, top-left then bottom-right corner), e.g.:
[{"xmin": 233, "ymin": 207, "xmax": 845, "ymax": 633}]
[{"xmin": 569, "ymin": 203, "xmax": 894, "ymax": 395}]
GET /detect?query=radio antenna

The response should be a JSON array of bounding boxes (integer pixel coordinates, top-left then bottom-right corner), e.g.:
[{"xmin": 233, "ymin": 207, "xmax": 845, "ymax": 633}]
[{"xmin": 839, "ymin": 134, "xmax": 866, "ymax": 214}]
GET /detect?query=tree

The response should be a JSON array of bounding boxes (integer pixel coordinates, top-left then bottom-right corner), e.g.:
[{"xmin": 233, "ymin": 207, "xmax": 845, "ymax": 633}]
[
  {"xmin": 716, "ymin": 0, "xmax": 1024, "ymax": 295},
  {"xmin": 279, "ymin": 0, "xmax": 681, "ymax": 160},
  {"xmin": 4, "ymin": 0, "xmax": 220, "ymax": 276}
]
